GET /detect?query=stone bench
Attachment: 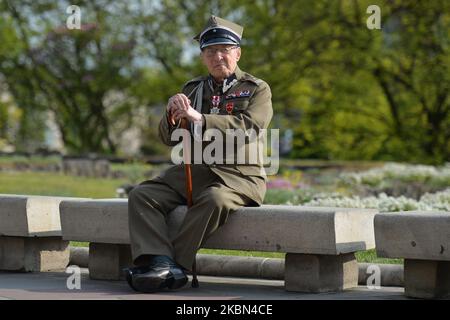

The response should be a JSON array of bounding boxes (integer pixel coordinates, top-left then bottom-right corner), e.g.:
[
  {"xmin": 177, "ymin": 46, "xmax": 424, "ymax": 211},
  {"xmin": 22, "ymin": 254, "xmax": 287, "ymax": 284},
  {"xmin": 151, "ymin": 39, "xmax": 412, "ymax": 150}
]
[
  {"xmin": 60, "ymin": 199, "xmax": 376, "ymax": 293},
  {"xmin": 0, "ymin": 194, "xmax": 86, "ymax": 272},
  {"xmin": 375, "ymin": 211, "xmax": 450, "ymax": 299}
]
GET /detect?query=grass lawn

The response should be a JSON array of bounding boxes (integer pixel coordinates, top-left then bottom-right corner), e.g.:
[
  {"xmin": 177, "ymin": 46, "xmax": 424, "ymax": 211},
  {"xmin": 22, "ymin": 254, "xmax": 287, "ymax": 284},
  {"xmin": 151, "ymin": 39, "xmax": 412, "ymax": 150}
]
[
  {"xmin": 0, "ymin": 171, "xmax": 127, "ymax": 198},
  {"xmin": 71, "ymin": 242, "xmax": 402, "ymax": 264}
]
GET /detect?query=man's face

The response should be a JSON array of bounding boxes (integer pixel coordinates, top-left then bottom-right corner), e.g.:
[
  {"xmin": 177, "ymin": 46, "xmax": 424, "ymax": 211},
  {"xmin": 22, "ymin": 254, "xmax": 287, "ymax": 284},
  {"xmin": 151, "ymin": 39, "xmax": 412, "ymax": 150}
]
[{"xmin": 200, "ymin": 44, "xmax": 241, "ymax": 82}]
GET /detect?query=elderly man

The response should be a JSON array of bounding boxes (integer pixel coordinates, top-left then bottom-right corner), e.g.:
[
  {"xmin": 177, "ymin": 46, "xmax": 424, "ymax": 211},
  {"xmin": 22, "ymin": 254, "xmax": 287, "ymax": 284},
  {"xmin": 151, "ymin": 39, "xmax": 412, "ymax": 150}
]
[{"xmin": 125, "ymin": 15, "xmax": 273, "ymax": 293}]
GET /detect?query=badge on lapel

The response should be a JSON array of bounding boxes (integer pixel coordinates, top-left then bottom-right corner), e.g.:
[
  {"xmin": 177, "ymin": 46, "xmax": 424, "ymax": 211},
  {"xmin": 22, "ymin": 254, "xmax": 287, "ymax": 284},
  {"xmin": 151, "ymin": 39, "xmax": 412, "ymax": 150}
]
[
  {"xmin": 225, "ymin": 90, "xmax": 251, "ymax": 99},
  {"xmin": 225, "ymin": 92, "xmax": 236, "ymax": 99},
  {"xmin": 226, "ymin": 102, "xmax": 234, "ymax": 114},
  {"xmin": 238, "ymin": 90, "xmax": 251, "ymax": 97}
]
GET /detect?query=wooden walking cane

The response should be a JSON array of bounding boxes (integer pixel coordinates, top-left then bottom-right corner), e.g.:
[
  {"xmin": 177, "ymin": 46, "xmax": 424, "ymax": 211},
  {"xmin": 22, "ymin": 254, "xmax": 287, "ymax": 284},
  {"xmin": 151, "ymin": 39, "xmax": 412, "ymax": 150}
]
[{"xmin": 169, "ymin": 113, "xmax": 199, "ymax": 288}]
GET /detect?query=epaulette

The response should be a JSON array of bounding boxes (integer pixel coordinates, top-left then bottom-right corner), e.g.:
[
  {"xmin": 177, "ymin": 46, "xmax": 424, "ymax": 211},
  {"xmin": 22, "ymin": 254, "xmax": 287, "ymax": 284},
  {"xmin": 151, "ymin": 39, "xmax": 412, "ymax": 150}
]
[{"xmin": 241, "ymin": 73, "xmax": 264, "ymax": 86}]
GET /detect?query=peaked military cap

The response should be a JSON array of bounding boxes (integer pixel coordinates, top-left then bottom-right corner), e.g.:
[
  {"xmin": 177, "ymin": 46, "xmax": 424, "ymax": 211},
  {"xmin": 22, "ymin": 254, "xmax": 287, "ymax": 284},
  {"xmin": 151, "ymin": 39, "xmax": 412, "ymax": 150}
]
[{"xmin": 194, "ymin": 15, "xmax": 244, "ymax": 49}]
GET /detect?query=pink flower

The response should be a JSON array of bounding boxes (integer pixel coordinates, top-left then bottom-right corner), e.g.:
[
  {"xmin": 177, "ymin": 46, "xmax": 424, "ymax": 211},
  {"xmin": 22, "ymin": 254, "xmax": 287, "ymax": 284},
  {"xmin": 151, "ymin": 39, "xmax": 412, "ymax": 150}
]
[
  {"xmin": 267, "ymin": 179, "xmax": 293, "ymax": 190},
  {"xmin": 295, "ymin": 182, "xmax": 310, "ymax": 189}
]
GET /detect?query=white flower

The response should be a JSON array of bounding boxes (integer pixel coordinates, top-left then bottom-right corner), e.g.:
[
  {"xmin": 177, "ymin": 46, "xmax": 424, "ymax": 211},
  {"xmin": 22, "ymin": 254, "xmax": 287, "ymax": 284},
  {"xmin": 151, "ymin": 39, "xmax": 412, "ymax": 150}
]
[
  {"xmin": 340, "ymin": 162, "xmax": 450, "ymax": 187},
  {"xmin": 302, "ymin": 189, "xmax": 448, "ymax": 212},
  {"xmin": 420, "ymin": 188, "xmax": 450, "ymax": 211}
]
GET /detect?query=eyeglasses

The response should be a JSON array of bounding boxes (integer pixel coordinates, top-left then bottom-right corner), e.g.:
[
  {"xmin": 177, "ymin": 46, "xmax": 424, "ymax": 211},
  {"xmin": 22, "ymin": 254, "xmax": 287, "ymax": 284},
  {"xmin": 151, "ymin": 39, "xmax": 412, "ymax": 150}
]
[{"xmin": 203, "ymin": 46, "xmax": 238, "ymax": 57}]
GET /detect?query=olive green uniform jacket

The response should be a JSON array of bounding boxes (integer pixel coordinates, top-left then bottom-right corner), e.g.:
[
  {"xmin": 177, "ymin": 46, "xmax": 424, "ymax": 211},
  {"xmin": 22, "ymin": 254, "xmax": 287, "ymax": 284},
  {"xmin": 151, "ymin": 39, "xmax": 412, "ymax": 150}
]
[{"xmin": 156, "ymin": 66, "xmax": 273, "ymax": 206}]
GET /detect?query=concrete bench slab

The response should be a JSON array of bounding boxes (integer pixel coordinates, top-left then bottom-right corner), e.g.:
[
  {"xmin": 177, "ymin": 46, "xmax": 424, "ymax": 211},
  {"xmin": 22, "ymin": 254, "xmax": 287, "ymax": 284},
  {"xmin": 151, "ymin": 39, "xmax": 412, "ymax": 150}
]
[
  {"xmin": 0, "ymin": 194, "xmax": 86, "ymax": 272},
  {"xmin": 0, "ymin": 194, "xmax": 65, "ymax": 237},
  {"xmin": 375, "ymin": 211, "xmax": 450, "ymax": 299},
  {"xmin": 60, "ymin": 199, "xmax": 377, "ymax": 293}
]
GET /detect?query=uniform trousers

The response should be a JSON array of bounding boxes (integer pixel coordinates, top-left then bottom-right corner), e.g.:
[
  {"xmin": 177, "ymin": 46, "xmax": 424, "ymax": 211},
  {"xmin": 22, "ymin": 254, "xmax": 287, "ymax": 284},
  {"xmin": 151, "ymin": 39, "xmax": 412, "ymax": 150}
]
[{"xmin": 128, "ymin": 165, "xmax": 251, "ymax": 270}]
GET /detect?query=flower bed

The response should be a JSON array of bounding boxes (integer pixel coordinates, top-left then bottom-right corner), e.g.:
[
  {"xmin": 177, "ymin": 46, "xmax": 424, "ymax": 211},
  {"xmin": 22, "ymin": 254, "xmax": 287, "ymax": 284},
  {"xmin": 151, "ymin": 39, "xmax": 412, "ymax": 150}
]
[
  {"xmin": 339, "ymin": 162, "xmax": 450, "ymax": 199},
  {"xmin": 303, "ymin": 188, "xmax": 450, "ymax": 212}
]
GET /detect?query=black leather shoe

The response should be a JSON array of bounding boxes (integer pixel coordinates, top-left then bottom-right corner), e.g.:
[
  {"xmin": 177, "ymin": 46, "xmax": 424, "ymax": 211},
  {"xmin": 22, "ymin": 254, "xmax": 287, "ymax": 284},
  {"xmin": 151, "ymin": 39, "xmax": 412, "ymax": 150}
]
[
  {"xmin": 123, "ymin": 266, "xmax": 151, "ymax": 292},
  {"xmin": 166, "ymin": 264, "xmax": 188, "ymax": 290},
  {"xmin": 131, "ymin": 256, "xmax": 188, "ymax": 293},
  {"xmin": 131, "ymin": 266, "xmax": 170, "ymax": 293}
]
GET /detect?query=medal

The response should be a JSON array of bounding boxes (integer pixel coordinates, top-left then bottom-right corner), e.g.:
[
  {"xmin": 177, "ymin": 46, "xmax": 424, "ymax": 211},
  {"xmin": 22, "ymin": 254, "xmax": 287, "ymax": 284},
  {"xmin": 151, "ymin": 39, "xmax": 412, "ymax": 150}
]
[
  {"xmin": 210, "ymin": 95, "xmax": 221, "ymax": 114},
  {"xmin": 211, "ymin": 95, "xmax": 220, "ymax": 105},
  {"xmin": 226, "ymin": 102, "xmax": 234, "ymax": 114},
  {"xmin": 210, "ymin": 106, "xmax": 220, "ymax": 114}
]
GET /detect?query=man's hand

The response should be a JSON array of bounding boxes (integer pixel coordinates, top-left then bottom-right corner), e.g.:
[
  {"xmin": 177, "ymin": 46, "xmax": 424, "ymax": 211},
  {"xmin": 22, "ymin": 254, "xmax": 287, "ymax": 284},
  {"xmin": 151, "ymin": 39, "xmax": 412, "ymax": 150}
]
[{"xmin": 167, "ymin": 93, "xmax": 203, "ymax": 124}]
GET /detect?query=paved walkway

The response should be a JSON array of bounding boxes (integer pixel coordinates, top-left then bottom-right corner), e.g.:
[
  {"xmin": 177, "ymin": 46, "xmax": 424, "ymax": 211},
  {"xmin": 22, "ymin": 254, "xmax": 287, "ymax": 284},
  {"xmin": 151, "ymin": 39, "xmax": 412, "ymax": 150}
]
[{"xmin": 0, "ymin": 268, "xmax": 408, "ymax": 300}]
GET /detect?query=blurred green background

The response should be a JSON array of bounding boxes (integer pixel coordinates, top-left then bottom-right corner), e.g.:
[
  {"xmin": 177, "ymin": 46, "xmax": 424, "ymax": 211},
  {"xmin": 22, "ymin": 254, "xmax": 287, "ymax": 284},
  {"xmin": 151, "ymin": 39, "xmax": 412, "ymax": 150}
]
[{"xmin": 0, "ymin": 0, "xmax": 448, "ymax": 163}]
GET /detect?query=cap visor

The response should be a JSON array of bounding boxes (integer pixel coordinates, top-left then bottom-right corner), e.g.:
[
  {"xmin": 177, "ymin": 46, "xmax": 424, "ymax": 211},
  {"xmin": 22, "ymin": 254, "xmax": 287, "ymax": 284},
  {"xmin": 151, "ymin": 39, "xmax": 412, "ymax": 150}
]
[{"xmin": 201, "ymin": 38, "xmax": 239, "ymax": 49}]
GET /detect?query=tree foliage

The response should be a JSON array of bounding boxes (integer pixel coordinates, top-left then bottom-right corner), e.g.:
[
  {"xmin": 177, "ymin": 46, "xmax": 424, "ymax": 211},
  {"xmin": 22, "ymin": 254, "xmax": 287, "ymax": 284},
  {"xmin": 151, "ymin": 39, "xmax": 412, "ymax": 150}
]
[{"xmin": 0, "ymin": 0, "xmax": 448, "ymax": 163}]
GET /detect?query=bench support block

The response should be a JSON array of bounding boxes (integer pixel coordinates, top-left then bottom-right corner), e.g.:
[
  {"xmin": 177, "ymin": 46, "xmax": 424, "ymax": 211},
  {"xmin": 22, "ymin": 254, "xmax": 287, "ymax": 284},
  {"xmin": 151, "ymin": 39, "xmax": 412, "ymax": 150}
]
[
  {"xmin": 285, "ymin": 252, "xmax": 358, "ymax": 293},
  {"xmin": 404, "ymin": 259, "xmax": 450, "ymax": 299},
  {"xmin": 89, "ymin": 243, "xmax": 132, "ymax": 280},
  {"xmin": 0, "ymin": 236, "xmax": 70, "ymax": 272}
]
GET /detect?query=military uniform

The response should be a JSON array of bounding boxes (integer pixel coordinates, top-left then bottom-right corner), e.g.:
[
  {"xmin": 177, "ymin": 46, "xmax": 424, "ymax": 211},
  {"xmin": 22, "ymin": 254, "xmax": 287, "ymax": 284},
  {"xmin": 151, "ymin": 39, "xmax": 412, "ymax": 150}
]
[{"xmin": 128, "ymin": 16, "xmax": 273, "ymax": 272}]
